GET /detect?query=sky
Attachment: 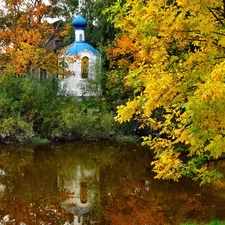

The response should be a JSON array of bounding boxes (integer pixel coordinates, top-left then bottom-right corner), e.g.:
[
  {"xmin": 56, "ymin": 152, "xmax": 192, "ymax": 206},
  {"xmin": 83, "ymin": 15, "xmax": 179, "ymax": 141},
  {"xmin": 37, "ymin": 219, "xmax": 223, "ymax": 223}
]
[{"xmin": 0, "ymin": 0, "xmax": 64, "ymax": 23}]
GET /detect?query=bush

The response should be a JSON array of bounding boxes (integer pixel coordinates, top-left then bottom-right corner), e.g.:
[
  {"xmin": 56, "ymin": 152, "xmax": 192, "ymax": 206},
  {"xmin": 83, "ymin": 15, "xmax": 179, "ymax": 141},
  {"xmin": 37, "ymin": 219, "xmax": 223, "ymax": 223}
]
[
  {"xmin": 0, "ymin": 75, "xmax": 135, "ymax": 143},
  {"xmin": 180, "ymin": 220, "xmax": 225, "ymax": 225}
]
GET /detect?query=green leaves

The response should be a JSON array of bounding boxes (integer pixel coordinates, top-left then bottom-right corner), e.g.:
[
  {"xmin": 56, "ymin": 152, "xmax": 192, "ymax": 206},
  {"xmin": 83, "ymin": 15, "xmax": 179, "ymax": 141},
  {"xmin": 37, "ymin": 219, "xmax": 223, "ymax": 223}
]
[{"xmin": 0, "ymin": 75, "xmax": 124, "ymax": 143}]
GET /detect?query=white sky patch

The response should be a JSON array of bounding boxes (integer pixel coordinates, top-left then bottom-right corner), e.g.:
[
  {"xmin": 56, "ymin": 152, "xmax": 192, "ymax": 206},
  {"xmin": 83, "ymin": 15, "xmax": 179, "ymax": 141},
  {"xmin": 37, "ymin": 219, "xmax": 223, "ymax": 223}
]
[
  {"xmin": 0, "ymin": 0, "xmax": 6, "ymax": 15},
  {"xmin": 43, "ymin": 0, "xmax": 66, "ymax": 23},
  {"xmin": 0, "ymin": 0, "xmax": 69, "ymax": 23}
]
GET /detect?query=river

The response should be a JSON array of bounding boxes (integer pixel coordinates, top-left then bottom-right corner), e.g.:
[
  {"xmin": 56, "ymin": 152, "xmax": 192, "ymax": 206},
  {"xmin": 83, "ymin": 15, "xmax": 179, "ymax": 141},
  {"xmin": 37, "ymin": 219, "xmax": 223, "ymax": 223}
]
[{"xmin": 0, "ymin": 141, "xmax": 225, "ymax": 225}]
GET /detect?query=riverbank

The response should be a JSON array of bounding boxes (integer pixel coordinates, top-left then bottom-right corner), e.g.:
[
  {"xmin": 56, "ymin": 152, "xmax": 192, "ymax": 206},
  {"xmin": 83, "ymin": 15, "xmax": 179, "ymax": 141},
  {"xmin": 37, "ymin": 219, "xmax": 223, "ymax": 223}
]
[{"xmin": 180, "ymin": 221, "xmax": 225, "ymax": 225}]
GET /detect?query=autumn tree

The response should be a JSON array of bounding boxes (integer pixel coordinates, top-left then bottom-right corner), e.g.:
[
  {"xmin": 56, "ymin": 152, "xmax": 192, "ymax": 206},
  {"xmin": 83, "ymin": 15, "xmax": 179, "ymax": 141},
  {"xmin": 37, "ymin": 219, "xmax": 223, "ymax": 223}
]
[
  {"xmin": 106, "ymin": 0, "xmax": 225, "ymax": 184},
  {"xmin": 0, "ymin": 0, "xmax": 69, "ymax": 76},
  {"xmin": 105, "ymin": 33, "xmax": 142, "ymax": 103}
]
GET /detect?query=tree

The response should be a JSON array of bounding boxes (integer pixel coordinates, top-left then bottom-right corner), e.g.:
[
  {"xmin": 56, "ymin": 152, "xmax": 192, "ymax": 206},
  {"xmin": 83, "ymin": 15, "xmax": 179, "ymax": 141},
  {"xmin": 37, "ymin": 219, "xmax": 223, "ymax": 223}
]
[
  {"xmin": 104, "ymin": 33, "xmax": 141, "ymax": 103},
  {"xmin": 80, "ymin": 0, "xmax": 118, "ymax": 48},
  {"xmin": 0, "ymin": 0, "xmax": 69, "ymax": 76},
  {"xmin": 106, "ymin": 0, "xmax": 225, "ymax": 184},
  {"xmin": 57, "ymin": 0, "xmax": 117, "ymax": 52},
  {"xmin": 54, "ymin": 0, "xmax": 79, "ymax": 20}
]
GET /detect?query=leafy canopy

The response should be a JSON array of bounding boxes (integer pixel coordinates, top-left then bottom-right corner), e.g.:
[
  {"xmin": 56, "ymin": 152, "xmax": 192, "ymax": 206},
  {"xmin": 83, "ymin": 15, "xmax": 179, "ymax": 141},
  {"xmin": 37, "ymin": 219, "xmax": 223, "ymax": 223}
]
[
  {"xmin": 0, "ymin": 0, "xmax": 69, "ymax": 76},
  {"xmin": 106, "ymin": 0, "xmax": 225, "ymax": 184}
]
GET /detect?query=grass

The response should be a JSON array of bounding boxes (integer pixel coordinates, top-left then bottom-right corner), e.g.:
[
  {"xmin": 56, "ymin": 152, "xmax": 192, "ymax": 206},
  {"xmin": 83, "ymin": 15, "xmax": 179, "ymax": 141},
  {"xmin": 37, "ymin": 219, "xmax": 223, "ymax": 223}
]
[{"xmin": 180, "ymin": 221, "xmax": 225, "ymax": 225}]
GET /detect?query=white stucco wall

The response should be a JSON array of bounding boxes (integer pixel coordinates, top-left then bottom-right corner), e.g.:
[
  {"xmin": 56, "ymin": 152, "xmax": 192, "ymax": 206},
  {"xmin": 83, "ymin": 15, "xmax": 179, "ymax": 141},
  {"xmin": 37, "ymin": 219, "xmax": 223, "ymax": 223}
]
[{"xmin": 62, "ymin": 50, "xmax": 100, "ymax": 96}]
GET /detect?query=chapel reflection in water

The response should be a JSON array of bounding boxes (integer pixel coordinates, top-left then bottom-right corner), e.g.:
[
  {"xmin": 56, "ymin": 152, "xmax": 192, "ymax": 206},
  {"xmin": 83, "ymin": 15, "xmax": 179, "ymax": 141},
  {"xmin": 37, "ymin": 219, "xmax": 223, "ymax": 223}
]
[{"xmin": 0, "ymin": 142, "xmax": 225, "ymax": 225}]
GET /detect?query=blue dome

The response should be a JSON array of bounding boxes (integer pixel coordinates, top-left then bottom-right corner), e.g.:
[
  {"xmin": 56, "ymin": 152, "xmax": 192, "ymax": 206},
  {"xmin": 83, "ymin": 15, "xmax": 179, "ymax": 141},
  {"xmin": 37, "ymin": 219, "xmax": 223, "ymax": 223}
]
[
  {"xmin": 66, "ymin": 41, "xmax": 100, "ymax": 55},
  {"xmin": 72, "ymin": 13, "xmax": 87, "ymax": 29}
]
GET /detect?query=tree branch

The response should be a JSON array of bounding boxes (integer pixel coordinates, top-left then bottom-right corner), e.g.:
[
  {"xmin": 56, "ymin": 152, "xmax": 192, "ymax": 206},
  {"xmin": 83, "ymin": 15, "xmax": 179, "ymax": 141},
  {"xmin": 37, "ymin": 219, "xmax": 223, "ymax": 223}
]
[
  {"xmin": 207, "ymin": 7, "xmax": 224, "ymax": 25},
  {"xmin": 207, "ymin": 157, "xmax": 225, "ymax": 163}
]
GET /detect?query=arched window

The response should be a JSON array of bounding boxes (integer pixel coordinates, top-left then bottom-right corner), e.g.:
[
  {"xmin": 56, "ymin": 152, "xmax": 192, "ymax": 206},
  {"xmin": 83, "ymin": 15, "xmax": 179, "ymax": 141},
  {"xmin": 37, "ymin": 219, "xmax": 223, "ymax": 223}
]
[
  {"xmin": 81, "ymin": 57, "xmax": 89, "ymax": 78},
  {"xmin": 79, "ymin": 34, "xmax": 82, "ymax": 41}
]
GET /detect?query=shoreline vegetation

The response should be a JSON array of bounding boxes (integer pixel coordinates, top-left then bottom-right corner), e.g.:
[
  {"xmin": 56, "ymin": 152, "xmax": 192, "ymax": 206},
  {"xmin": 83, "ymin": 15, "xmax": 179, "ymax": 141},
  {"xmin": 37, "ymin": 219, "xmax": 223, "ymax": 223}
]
[
  {"xmin": 0, "ymin": 75, "xmax": 142, "ymax": 145},
  {"xmin": 180, "ymin": 221, "xmax": 225, "ymax": 225}
]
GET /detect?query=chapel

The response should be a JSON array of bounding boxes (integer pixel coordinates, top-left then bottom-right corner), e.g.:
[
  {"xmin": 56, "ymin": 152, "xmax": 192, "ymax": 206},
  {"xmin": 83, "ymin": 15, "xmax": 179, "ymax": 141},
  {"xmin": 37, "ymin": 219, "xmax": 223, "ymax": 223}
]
[{"xmin": 62, "ymin": 13, "xmax": 101, "ymax": 96}]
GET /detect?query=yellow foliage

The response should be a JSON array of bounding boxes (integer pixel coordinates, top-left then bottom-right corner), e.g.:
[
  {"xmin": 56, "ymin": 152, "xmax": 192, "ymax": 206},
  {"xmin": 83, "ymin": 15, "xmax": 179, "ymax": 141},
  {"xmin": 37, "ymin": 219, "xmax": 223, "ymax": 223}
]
[
  {"xmin": 0, "ymin": 0, "xmax": 68, "ymax": 76},
  {"xmin": 109, "ymin": 0, "xmax": 225, "ymax": 183},
  {"xmin": 151, "ymin": 149, "xmax": 182, "ymax": 181}
]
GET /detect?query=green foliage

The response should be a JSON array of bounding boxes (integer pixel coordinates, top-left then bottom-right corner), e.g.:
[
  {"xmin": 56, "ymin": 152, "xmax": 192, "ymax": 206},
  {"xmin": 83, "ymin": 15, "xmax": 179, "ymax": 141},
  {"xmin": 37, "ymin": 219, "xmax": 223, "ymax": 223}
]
[
  {"xmin": 0, "ymin": 75, "xmax": 131, "ymax": 143},
  {"xmin": 80, "ymin": 0, "xmax": 118, "ymax": 48},
  {"xmin": 54, "ymin": 0, "xmax": 79, "ymax": 20},
  {"xmin": 26, "ymin": 136, "xmax": 50, "ymax": 145},
  {"xmin": 180, "ymin": 220, "xmax": 225, "ymax": 225},
  {"xmin": 59, "ymin": 104, "xmax": 117, "ymax": 139}
]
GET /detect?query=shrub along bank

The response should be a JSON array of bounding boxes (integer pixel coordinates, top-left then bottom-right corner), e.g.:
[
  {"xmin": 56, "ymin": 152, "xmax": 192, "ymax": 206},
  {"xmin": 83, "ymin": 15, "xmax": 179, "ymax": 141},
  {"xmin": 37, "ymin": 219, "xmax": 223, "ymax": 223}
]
[
  {"xmin": 180, "ymin": 221, "xmax": 225, "ymax": 225},
  {"xmin": 0, "ymin": 75, "xmax": 137, "ymax": 144}
]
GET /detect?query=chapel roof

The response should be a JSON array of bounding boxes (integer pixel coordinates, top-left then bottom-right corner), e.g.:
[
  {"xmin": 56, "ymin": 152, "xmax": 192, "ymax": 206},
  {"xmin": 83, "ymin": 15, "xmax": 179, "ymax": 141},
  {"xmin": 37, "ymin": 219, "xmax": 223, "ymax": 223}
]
[
  {"xmin": 66, "ymin": 41, "xmax": 99, "ymax": 55},
  {"xmin": 71, "ymin": 13, "xmax": 87, "ymax": 29},
  {"xmin": 66, "ymin": 13, "xmax": 99, "ymax": 56}
]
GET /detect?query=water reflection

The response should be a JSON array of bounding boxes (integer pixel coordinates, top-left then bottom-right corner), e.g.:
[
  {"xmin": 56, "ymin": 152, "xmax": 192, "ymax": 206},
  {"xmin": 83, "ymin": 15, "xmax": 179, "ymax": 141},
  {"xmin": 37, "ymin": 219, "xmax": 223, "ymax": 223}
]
[
  {"xmin": 59, "ymin": 162, "xmax": 98, "ymax": 224},
  {"xmin": 0, "ymin": 142, "xmax": 225, "ymax": 225}
]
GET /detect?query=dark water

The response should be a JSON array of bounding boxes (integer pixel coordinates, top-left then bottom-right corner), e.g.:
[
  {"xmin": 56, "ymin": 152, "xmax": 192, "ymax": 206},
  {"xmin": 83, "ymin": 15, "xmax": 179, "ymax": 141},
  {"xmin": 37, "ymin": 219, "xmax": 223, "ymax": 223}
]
[{"xmin": 0, "ymin": 141, "xmax": 225, "ymax": 225}]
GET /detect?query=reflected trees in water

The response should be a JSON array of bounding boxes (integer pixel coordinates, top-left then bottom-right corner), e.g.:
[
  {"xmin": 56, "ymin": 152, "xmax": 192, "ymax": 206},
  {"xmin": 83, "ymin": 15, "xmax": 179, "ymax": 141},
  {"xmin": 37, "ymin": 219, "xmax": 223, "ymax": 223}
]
[
  {"xmin": 0, "ymin": 142, "xmax": 225, "ymax": 225},
  {"xmin": 0, "ymin": 145, "xmax": 70, "ymax": 225}
]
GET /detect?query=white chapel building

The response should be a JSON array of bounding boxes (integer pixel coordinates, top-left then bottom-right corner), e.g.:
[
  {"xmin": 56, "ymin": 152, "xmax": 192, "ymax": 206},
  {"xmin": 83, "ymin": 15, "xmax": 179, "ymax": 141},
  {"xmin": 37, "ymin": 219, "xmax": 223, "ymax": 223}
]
[{"xmin": 62, "ymin": 13, "xmax": 101, "ymax": 96}]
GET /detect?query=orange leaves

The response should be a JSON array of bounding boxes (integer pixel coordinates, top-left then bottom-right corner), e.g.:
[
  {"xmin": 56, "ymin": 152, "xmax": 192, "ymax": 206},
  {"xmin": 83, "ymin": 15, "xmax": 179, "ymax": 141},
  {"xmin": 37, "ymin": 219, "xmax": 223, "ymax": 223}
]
[
  {"xmin": 104, "ymin": 178, "xmax": 167, "ymax": 225},
  {"xmin": 59, "ymin": 23, "xmax": 70, "ymax": 37},
  {"xmin": 0, "ymin": 0, "xmax": 68, "ymax": 76},
  {"xmin": 107, "ymin": 34, "xmax": 140, "ymax": 70},
  {"xmin": 105, "ymin": 34, "xmax": 141, "ymax": 98}
]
